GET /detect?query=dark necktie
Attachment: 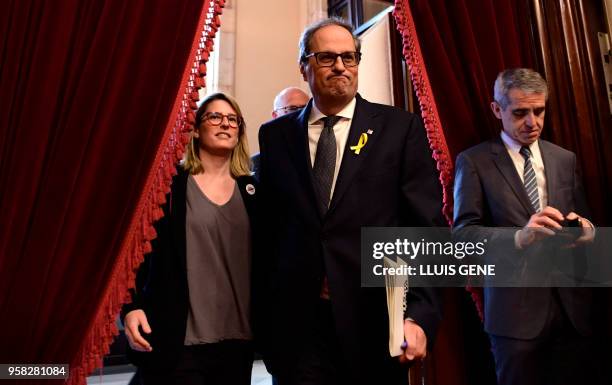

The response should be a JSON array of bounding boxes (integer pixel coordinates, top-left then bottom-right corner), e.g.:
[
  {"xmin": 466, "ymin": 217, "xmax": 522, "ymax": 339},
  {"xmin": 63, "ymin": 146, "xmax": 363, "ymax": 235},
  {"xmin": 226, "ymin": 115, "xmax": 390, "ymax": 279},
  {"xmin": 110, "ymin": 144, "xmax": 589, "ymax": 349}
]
[
  {"xmin": 520, "ymin": 146, "xmax": 540, "ymax": 212},
  {"xmin": 312, "ymin": 115, "xmax": 341, "ymax": 216}
]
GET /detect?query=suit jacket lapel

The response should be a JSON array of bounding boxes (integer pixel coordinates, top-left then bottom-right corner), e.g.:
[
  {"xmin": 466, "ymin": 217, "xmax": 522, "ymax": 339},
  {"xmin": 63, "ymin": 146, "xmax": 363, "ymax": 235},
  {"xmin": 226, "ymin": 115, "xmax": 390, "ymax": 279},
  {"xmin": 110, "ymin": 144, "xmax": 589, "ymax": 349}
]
[
  {"xmin": 491, "ymin": 137, "xmax": 535, "ymax": 217},
  {"xmin": 538, "ymin": 140, "xmax": 557, "ymax": 207},
  {"xmin": 328, "ymin": 95, "xmax": 381, "ymax": 216}
]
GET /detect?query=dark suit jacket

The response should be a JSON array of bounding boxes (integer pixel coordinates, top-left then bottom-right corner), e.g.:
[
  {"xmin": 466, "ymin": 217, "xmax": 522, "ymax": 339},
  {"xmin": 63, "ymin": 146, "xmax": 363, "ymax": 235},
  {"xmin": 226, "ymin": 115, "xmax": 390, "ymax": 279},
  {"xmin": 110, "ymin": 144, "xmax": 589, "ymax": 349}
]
[
  {"xmin": 452, "ymin": 137, "xmax": 593, "ymax": 339},
  {"xmin": 251, "ymin": 152, "xmax": 260, "ymax": 181},
  {"xmin": 121, "ymin": 167, "xmax": 259, "ymax": 369},
  {"xmin": 257, "ymin": 94, "xmax": 445, "ymax": 381}
]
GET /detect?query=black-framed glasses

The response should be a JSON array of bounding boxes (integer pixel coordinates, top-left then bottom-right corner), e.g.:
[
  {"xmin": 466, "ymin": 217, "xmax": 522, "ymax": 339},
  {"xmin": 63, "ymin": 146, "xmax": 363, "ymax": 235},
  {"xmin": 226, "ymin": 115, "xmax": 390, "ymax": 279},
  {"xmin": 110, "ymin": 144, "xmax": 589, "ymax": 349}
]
[
  {"xmin": 304, "ymin": 51, "xmax": 361, "ymax": 67},
  {"xmin": 203, "ymin": 112, "xmax": 241, "ymax": 128},
  {"xmin": 274, "ymin": 104, "xmax": 306, "ymax": 115}
]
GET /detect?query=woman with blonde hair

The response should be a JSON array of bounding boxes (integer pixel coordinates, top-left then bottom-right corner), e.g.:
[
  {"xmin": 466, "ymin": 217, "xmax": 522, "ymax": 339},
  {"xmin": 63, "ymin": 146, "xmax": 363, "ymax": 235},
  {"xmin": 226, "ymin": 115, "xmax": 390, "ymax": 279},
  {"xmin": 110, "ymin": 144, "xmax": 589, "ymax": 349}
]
[{"xmin": 122, "ymin": 93, "xmax": 258, "ymax": 385}]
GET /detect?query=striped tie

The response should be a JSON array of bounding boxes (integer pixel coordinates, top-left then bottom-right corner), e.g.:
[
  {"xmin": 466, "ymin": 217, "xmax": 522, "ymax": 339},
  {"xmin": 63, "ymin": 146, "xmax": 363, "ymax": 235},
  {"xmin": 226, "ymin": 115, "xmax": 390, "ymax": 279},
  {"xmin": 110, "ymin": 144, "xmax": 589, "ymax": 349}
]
[{"xmin": 520, "ymin": 146, "xmax": 540, "ymax": 212}]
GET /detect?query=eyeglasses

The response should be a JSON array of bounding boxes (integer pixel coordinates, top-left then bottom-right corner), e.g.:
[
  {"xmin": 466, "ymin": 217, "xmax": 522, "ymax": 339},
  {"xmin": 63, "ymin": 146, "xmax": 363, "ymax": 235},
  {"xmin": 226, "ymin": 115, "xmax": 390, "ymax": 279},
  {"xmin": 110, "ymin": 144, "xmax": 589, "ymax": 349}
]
[
  {"xmin": 274, "ymin": 105, "xmax": 306, "ymax": 115},
  {"xmin": 304, "ymin": 51, "xmax": 361, "ymax": 67},
  {"xmin": 203, "ymin": 112, "xmax": 241, "ymax": 128}
]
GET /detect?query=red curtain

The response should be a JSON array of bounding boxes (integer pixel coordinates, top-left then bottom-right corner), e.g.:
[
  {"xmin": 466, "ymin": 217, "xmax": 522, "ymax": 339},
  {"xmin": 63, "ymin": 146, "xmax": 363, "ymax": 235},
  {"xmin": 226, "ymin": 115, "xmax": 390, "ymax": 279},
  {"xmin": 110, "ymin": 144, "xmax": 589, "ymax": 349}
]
[
  {"xmin": 393, "ymin": 1, "xmax": 537, "ymax": 384},
  {"xmin": 530, "ymin": 0, "xmax": 612, "ymax": 226},
  {"xmin": 400, "ymin": 0, "xmax": 536, "ymax": 160},
  {"xmin": 0, "ymin": 0, "xmax": 223, "ymax": 383}
]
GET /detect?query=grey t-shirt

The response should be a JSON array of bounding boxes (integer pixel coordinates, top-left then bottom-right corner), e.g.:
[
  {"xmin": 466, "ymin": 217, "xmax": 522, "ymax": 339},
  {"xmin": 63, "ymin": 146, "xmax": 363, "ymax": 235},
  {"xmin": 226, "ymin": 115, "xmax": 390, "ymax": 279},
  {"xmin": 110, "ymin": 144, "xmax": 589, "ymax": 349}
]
[{"xmin": 184, "ymin": 175, "xmax": 252, "ymax": 344}]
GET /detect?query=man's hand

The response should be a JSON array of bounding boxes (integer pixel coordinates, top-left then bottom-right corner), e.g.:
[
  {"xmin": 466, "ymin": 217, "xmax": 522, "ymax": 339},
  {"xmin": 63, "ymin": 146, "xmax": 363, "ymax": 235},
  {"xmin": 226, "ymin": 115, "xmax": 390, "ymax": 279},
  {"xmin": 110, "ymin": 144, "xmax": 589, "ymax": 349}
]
[
  {"xmin": 516, "ymin": 206, "xmax": 564, "ymax": 249},
  {"xmin": 398, "ymin": 319, "xmax": 427, "ymax": 363},
  {"xmin": 565, "ymin": 212, "xmax": 595, "ymax": 245},
  {"xmin": 124, "ymin": 309, "xmax": 153, "ymax": 352}
]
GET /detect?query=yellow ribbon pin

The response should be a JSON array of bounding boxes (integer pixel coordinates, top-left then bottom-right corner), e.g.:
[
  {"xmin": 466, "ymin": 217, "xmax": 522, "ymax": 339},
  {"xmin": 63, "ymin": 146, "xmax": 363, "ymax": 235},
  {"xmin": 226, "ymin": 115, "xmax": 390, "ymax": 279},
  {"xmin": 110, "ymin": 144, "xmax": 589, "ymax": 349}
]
[{"xmin": 350, "ymin": 133, "xmax": 368, "ymax": 154}]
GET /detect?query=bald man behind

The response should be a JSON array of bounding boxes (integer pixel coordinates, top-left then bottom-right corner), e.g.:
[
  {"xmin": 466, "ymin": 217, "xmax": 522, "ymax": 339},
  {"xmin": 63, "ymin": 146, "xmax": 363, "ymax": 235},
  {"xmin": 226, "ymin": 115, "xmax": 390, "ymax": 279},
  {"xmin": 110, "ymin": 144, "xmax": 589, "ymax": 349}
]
[
  {"xmin": 272, "ymin": 87, "xmax": 310, "ymax": 118},
  {"xmin": 252, "ymin": 87, "xmax": 310, "ymax": 179}
]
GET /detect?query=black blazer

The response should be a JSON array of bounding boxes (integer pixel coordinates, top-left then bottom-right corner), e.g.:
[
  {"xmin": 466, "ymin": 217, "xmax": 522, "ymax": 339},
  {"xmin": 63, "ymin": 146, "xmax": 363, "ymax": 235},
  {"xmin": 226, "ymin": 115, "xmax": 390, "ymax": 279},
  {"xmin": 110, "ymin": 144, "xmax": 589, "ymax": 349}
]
[
  {"xmin": 121, "ymin": 167, "xmax": 259, "ymax": 368},
  {"xmin": 452, "ymin": 137, "xmax": 593, "ymax": 339},
  {"xmin": 257, "ymin": 94, "xmax": 445, "ymax": 380}
]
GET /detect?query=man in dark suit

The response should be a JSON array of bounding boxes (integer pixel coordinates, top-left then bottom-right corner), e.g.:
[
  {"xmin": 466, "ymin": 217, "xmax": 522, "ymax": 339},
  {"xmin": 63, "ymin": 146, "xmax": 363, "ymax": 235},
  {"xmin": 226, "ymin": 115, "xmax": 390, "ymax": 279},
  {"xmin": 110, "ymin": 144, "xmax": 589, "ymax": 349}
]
[
  {"xmin": 453, "ymin": 68, "xmax": 597, "ymax": 385},
  {"xmin": 257, "ymin": 18, "xmax": 445, "ymax": 385}
]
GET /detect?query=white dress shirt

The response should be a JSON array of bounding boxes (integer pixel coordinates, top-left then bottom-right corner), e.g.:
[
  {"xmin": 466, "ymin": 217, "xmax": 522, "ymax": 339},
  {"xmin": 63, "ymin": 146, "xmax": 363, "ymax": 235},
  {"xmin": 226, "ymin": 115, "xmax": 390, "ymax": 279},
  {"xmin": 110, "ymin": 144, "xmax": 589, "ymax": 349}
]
[
  {"xmin": 500, "ymin": 131, "xmax": 548, "ymax": 211},
  {"xmin": 307, "ymin": 97, "xmax": 356, "ymax": 202}
]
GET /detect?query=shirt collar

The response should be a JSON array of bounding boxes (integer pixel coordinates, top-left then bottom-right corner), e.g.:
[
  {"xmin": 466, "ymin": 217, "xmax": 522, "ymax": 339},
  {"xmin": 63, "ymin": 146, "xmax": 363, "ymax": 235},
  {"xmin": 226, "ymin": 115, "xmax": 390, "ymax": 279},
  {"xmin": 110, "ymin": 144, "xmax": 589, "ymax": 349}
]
[
  {"xmin": 500, "ymin": 130, "xmax": 539, "ymax": 156},
  {"xmin": 308, "ymin": 97, "xmax": 357, "ymax": 124}
]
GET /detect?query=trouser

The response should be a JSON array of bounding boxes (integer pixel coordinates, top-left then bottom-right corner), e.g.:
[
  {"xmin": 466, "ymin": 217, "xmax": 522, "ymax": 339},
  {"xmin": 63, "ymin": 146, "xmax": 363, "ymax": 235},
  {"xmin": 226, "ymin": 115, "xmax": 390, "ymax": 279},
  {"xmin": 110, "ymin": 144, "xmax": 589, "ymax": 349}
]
[
  {"xmin": 138, "ymin": 339, "xmax": 253, "ymax": 385},
  {"xmin": 276, "ymin": 300, "xmax": 345, "ymax": 385},
  {"xmin": 275, "ymin": 300, "xmax": 409, "ymax": 385},
  {"xmin": 489, "ymin": 293, "xmax": 598, "ymax": 385}
]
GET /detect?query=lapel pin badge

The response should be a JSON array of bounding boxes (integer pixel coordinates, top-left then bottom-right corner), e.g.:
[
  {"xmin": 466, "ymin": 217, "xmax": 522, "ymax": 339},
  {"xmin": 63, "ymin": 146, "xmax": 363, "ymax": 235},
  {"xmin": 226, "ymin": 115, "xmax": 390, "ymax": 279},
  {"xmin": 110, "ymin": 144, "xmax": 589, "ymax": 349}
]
[
  {"xmin": 350, "ymin": 132, "xmax": 369, "ymax": 155},
  {"xmin": 246, "ymin": 184, "xmax": 256, "ymax": 195}
]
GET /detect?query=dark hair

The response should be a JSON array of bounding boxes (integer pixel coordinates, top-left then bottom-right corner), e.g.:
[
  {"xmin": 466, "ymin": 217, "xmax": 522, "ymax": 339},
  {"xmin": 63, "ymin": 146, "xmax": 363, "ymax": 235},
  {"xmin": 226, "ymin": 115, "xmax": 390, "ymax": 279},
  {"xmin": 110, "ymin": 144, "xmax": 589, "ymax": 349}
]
[{"xmin": 298, "ymin": 17, "xmax": 360, "ymax": 64}]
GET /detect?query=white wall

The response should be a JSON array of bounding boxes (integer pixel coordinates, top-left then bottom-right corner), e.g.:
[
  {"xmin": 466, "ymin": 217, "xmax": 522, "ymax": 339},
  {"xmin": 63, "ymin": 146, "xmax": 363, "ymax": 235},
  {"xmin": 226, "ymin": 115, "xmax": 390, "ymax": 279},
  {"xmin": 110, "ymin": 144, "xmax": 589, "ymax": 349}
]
[
  {"xmin": 606, "ymin": 0, "xmax": 612, "ymax": 37},
  {"xmin": 233, "ymin": 0, "xmax": 326, "ymax": 154},
  {"xmin": 357, "ymin": 12, "xmax": 394, "ymax": 106}
]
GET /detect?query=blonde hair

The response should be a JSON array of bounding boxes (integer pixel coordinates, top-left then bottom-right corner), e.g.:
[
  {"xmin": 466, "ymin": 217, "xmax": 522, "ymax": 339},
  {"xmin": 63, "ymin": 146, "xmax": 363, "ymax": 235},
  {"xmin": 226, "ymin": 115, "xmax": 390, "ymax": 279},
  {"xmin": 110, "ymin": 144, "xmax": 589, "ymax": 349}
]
[{"xmin": 183, "ymin": 92, "xmax": 251, "ymax": 177}]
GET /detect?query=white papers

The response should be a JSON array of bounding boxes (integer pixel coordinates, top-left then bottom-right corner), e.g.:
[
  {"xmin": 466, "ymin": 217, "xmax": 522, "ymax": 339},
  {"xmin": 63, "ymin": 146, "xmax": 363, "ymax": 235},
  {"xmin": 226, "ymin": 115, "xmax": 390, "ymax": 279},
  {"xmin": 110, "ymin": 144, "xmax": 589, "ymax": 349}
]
[{"xmin": 384, "ymin": 256, "xmax": 409, "ymax": 357}]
